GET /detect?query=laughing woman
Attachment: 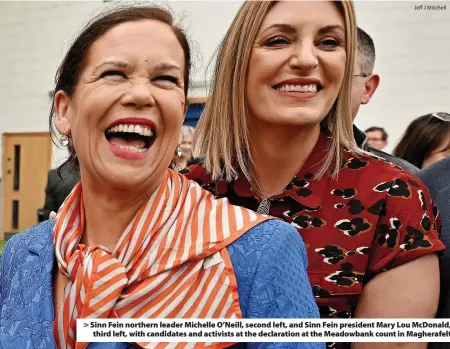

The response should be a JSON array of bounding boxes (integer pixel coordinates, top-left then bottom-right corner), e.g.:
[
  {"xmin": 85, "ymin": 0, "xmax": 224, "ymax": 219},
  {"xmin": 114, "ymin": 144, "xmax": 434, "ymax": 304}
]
[
  {"xmin": 0, "ymin": 6, "xmax": 323, "ymax": 349},
  {"xmin": 184, "ymin": 1, "xmax": 444, "ymax": 349}
]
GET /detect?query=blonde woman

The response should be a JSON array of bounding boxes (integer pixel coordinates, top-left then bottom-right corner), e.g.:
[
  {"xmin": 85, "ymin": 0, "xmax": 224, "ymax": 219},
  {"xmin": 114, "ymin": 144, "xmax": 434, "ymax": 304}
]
[{"xmin": 184, "ymin": 2, "xmax": 444, "ymax": 349}]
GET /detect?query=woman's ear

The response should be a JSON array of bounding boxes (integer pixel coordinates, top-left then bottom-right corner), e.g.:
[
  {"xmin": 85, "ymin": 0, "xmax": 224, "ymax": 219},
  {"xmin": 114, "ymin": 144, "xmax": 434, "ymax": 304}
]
[{"xmin": 54, "ymin": 90, "xmax": 72, "ymax": 136}]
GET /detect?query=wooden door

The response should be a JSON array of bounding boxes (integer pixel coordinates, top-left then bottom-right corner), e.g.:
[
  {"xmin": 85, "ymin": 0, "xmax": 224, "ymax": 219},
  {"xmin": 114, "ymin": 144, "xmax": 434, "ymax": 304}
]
[{"xmin": 1, "ymin": 133, "xmax": 52, "ymax": 240}]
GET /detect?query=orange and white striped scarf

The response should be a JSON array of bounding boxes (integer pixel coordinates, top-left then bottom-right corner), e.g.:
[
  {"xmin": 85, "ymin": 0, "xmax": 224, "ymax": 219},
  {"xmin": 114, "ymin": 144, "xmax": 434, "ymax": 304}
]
[{"xmin": 53, "ymin": 169, "xmax": 268, "ymax": 349}]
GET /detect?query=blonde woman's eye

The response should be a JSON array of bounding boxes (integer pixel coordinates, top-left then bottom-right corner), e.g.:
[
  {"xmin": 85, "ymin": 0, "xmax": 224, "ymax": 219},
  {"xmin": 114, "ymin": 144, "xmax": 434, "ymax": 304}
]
[
  {"xmin": 319, "ymin": 38, "xmax": 341, "ymax": 48},
  {"xmin": 265, "ymin": 35, "xmax": 290, "ymax": 46}
]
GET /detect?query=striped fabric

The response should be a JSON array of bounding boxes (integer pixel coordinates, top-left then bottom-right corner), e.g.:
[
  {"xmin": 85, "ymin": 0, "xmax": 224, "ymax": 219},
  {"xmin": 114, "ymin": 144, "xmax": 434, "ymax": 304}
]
[{"xmin": 53, "ymin": 169, "xmax": 268, "ymax": 349}]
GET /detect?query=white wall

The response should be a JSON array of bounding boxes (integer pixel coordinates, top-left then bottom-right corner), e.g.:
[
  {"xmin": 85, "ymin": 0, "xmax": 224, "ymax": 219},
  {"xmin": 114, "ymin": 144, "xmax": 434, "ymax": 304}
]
[
  {"xmin": 0, "ymin": 0, "xmax": 243, "ymax": 168},
  {"xmin": 0, "ymin": 1, "xmax": 105, "ymax": 167},
  {"xmin": 0, "ymin": 1, "xmax": 449, "ymax": 166},
  {"xmin": 353, "ymin": 1, "xmax": 450, "ymax": 152}
]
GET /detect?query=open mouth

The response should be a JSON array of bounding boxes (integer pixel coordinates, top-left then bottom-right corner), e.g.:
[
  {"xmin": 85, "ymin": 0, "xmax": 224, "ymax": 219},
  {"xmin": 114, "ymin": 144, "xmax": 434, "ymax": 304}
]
[
  {"xmin": 273, "ymin": 84, "xmax": 323, "ymax": 93},
  {"xmin": 105, "ymin": 123, "xmax": 156, "ymax": 153}
]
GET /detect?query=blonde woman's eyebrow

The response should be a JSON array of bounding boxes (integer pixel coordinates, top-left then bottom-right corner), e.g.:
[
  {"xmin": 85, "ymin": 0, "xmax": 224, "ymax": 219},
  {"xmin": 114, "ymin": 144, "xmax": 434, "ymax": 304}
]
[
  {"xmin": 260, "ymin": 23, "xmax": 297, "ymax": 36},
  {"xmin": 317, "ymin": 24, "xmax": 345, "ymax": 36}
]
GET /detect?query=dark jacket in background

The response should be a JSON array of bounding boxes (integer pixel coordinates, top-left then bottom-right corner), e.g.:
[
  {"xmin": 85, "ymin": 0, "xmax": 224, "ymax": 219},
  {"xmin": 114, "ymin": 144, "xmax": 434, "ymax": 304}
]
[
  {"xmin": 353, "ymin": 125, "xmax": 419, "ymax": 175},
  {"xmin": 40, "ymin": 167, "xmax": 80, "ymax": 220},
  {"xmin": 418, "ymin": 158, "xmax": 450, "ymax": 349}
]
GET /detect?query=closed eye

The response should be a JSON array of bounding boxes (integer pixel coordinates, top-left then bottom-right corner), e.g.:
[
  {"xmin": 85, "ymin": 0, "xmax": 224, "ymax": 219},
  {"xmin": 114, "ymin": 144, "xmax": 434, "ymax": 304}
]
[
  {"xmin": 153, "ymin": 75, "xmax": 179, "ymax": 84},
  {"xmin": 100, "ymin": 70, "xmax": 127, "ymax": 79},
  {"xmin": 152, "ymin": 75, "xmax": 180, "ymax": 89}
]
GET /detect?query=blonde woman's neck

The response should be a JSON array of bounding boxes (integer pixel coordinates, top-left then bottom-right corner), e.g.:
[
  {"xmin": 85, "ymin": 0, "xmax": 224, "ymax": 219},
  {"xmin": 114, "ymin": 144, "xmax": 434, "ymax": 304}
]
[{"xmin": 248, "ymin": 123, "xmax": 321, "ymax": 196}]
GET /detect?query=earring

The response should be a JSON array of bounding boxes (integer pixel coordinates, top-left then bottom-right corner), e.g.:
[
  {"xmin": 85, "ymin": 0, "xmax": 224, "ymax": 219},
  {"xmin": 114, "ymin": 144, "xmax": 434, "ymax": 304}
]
[
  {"xmin": 176, "ymin": 146, "xmax": 182, "ymax": 157},
  {"xmin": 60, "ymin": 135, "xmax": 69, "ymax": 147}
]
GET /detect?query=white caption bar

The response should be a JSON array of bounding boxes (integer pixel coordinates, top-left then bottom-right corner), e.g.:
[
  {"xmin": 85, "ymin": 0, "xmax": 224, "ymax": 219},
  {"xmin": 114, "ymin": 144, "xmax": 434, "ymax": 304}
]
[{"xmin": 77, "ymin": 319, "xmax": 450, "ymax": 343}]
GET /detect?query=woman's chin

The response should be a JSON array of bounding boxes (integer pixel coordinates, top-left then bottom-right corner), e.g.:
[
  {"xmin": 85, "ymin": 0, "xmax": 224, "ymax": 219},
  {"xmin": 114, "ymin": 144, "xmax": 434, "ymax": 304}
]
[
  {"xmin": 103, "ymin": 172, "xmax": 157, "ymax": 192},
  {"xmin": 82, "ymin": 143, "xmax": 169, "ymax": 191},
  {"xmin": 92, "ymin": 160, "xmax": 163, "ymax": 192}
]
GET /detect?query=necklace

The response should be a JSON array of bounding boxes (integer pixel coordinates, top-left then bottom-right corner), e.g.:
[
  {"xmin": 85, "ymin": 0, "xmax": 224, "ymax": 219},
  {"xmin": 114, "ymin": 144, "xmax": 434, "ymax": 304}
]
[{"xmin": 251, "ymin": 176, "xmax": 288, "ymax": 215}]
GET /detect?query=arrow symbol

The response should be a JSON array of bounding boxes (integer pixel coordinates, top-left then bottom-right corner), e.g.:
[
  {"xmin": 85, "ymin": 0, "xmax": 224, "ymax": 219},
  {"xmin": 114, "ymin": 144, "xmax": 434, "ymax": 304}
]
[{"xmin": 84, "ymin": 323, "xmax": 89, "ymax": 328}]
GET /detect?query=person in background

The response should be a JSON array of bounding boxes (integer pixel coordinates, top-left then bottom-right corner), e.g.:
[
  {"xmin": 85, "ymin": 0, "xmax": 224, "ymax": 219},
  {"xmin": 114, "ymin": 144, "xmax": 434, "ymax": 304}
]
[
  {"xmin": 173, "ymin": 125, "xmax": 201, "ymax": 170},
  {"xmin": 418, "ymin": 157, "xmax": 450, "ymax": 349},
  {"xmin": 364, "ymin": 126, "xmax": 388, "ymax": 150},
  {"xmin": 39, "ymin": 166, "xmax": 80, "ymax": 221},
  {"xmin": 0, "ymin": 5, "xmax": 322, "ymax": 349},
  {"xmin": 184, "ymin": 1, "xmax": 444, "ymax": 349},
  {"xmin": 393, "ymin": 112, "xmax": 450, "ymax": 169},
  {"xmin": 350, "ymin": 28, "xmax": 418, "ymax": 174}
]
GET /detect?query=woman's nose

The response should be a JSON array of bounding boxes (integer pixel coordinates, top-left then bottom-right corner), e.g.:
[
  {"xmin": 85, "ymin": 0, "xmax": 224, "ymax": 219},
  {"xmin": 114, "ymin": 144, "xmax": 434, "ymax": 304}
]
[
  {"xmin": 120, "ymin": 81, "xmax": 155, "ymax": 108},
  {"xmin": 289, "ymin": 42, "xmax": 319, "ymax": 72}
]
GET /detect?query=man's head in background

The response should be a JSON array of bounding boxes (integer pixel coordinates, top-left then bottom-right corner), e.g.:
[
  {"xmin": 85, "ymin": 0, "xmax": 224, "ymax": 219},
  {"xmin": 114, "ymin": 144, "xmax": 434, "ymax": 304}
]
[
  {"xmin": 365, "ymin": 126, "xmax": 388, "ymax": 150},
  {"xmin": 351, "ymin": 27, "xmax": 380, "ymax": 120}
]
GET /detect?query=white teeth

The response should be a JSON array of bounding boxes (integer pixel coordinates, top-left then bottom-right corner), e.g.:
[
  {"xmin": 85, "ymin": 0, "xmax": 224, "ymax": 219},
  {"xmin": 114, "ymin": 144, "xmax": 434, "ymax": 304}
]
[
  {"xmin": 276, "ymin": 84, "xmax": 319, "ymax": 93},
  {"xmin": 106, "ymin": 123, "xmax": 154, "ymax": 137}
]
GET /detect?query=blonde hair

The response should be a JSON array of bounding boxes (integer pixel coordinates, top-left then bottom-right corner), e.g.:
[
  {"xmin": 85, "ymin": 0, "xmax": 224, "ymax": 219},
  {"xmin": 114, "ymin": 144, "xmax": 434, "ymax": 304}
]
[{"xmin": 194, "ymin": 0, "xmax": 361, "ymax": 182}]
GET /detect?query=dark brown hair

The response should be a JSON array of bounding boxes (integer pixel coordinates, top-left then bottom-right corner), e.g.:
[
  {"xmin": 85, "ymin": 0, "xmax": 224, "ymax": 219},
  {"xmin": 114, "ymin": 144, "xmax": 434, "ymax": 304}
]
[
  {"xmin": 393, "ymin": 114, "xmax": 450, "ymax": 168},
  {"xmin": 50, "ymin": 5, "xmax": 191, "ymax": 174},
  {"xmin": 365, "ymin": 126, "xmax": 388, "ymax": 141}
]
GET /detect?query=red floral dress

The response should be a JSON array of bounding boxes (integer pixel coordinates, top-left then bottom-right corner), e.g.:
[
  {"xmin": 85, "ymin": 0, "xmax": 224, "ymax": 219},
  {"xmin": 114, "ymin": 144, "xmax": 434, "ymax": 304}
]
[{"xmin": 182, "ymin": 133, "xmax": 444, "ymax": 349}]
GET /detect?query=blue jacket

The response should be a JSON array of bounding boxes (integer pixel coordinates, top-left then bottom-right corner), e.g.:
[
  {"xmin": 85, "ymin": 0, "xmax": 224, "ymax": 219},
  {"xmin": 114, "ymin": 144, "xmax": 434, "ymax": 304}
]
[{"xmin": 0, "ymin": 219, "xmax": 323, "ymax": 349}]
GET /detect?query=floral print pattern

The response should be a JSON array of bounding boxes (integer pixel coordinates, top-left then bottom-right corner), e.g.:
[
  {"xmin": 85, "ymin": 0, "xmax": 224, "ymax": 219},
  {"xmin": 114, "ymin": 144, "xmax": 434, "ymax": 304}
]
[{"xmin": 183, "ymin": 133, "xmax": 444, "ymax": 349}]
